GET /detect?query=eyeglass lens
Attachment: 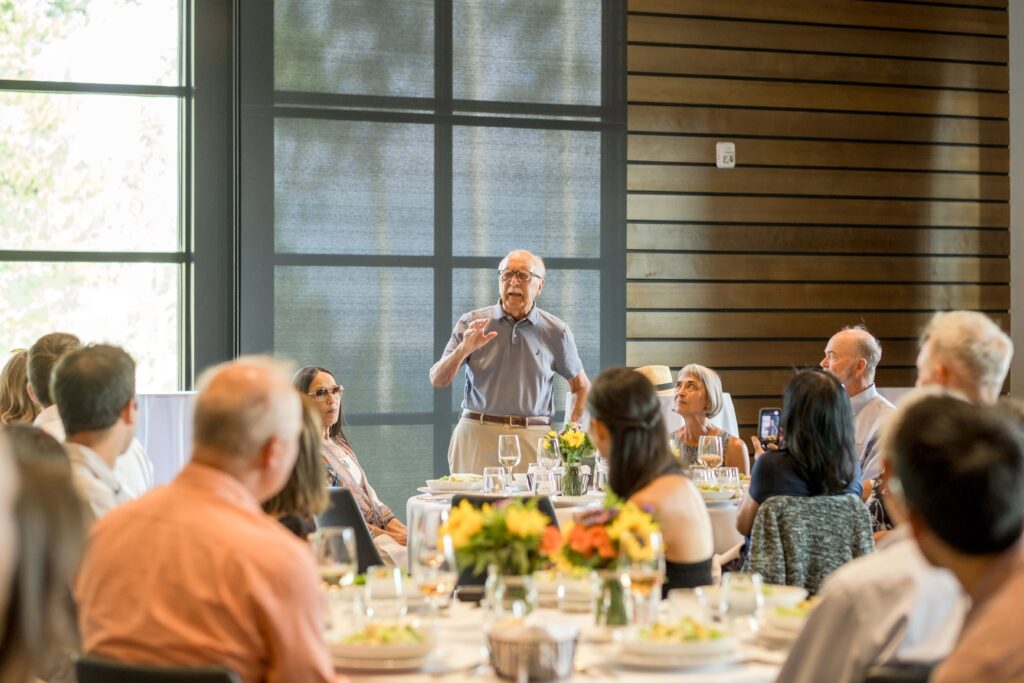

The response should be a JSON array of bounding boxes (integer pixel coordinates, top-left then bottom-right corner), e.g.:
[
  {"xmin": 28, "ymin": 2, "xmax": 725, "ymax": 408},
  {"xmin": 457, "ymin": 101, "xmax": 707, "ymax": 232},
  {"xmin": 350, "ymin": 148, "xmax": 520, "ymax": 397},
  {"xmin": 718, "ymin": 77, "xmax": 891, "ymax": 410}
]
[{"xmin": 312, "ymin": 386, "xmax": 342, "ymax": 400}]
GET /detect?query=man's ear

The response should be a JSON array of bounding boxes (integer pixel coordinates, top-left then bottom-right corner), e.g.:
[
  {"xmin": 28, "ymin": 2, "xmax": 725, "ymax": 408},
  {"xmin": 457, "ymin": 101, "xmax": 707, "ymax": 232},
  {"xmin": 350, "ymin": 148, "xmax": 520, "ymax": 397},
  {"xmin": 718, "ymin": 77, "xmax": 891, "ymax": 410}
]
[
  {"xmin": 855, "ymin": 357, "xmax": 868, "ymax": 377},
  {"xmin": 260, "ymin": 434, "xmax": 285, "ymax": 471},
  {"xmin": 26, "ymin": 381, "xmax": 38, "ymax": 407},
  {"xmin": 121, "ymin": 397, "xmax": 138, "ymax": 426}
]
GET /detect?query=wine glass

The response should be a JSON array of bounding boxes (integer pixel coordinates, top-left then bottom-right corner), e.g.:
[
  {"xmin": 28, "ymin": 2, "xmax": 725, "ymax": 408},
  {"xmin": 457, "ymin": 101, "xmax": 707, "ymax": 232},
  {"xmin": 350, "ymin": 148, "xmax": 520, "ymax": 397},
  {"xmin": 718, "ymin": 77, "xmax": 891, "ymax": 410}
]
[
  {"xmin": 309, "ymin": 527, "xmax": 357, "ymax": 590},
  {"xmin": 536, "ymin": 435, "xmax": 560, "ymax": 470},
  {"xmin": 717, "ymin": 466, "xmax": 741, "ymax": 498},
  {"xmin": 497, "ymin": 434, "xmax": 522, "ymax": 492},
  {"xmin": 618, "ymin": 529, "xmax": 666, "ymax": 625},
  {"xmin": 719, "ymin": 571, "xmax": 764, "ymax": 638},
  {"xmin": 697, "ymin": 435, "xmax": 724, "ymax": 470},
  {"xmin": 411, "ymin": 510, "xmax": 458, "ymax": 614},
  {"xmin": 364, "ymin": 565, "xmax": 407, "ymax": 620}
]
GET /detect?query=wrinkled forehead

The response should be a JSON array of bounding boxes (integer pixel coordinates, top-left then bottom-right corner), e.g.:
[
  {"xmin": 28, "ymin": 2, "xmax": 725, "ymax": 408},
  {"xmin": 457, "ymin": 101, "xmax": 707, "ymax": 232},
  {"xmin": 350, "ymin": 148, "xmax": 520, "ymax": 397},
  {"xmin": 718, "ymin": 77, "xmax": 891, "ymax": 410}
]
[
  {"xmin": 826, "ymin": 331, "xmax": 858, "ymax": 356},
  {"xmin": 500, "ymin": 252, "xmax": 540, "ymax": 273}
]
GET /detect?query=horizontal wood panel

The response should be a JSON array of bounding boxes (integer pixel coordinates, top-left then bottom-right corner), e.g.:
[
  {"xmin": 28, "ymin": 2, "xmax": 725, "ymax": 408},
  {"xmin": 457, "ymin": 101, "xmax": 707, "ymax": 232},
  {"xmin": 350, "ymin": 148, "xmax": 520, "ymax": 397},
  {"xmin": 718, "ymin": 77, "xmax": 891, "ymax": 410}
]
[
  {"xmin": 626, "ymin": 339, "xmax": 921, "ymax": 367},
  {"xmin": 627, "ymin": 252, "xmax": 1008, "ymax": 283},
  {"xmin": 628, "ymin": 45, "xmax": 1008, "ymax": 91},
  {"xmin": 628, "ymin": 0, "xmax": 1007, "ymax": 36},
  {"xmin": 733, "ymin": 399, "xmax": 776, "ymax": 429},
  {"xmin": 628, "ymin": 195, "xmax": 1009, "ymax": 228},
  {"xmin": 627, "ymin": 136, "xmax": 1010, "ymax": 173},
  {"xmin": 627, "ymin": 282, "xmax": 1009, "ymax": 310},
  {"xmin": 628, "ymin": 15, "xmax": 1008, "ymax": 63},
  {"xmin": 627, "ymin": 311, "xmax": 1011, "ymax": 339},
  {"xmin": 714, "ymin": 368, "xmax": 920, "ymax": 397},
  {"xmin": 628, "ymin": 165, "xmax": 1009, "ymax": 201},
  {"xmin": 628, "ymin": 106, "xmax": 1009, "ymax": 145},
  {"xmin": 629, "ymin": 76, "xmax": 1008, "ymax": 118},
  {"xmin": 626, "ymin": 224, "xmax": 1009, "ymax": 256}
]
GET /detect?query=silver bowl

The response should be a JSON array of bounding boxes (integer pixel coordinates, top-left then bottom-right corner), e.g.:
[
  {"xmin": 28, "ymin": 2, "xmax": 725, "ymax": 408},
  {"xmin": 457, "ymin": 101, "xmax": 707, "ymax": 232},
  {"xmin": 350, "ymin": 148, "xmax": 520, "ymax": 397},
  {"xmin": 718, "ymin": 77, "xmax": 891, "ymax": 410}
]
[{"xmin": 487, "ymin": 634, "xmax": 577, "ymax": 681}]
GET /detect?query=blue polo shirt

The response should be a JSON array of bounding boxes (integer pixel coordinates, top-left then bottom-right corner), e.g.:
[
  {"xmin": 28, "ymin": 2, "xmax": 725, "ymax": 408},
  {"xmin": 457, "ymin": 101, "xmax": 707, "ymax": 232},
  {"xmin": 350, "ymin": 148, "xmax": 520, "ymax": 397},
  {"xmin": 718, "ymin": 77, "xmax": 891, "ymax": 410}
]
[{"xmin": 443, "ymin": 303, "xmax": 584, "ymax": 417}]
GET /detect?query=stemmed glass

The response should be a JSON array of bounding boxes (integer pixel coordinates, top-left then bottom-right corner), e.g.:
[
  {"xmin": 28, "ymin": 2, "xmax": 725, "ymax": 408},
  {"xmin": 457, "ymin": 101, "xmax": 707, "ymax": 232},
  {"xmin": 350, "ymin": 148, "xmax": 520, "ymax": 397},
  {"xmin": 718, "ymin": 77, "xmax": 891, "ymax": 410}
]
[
  {"xmin": 536, "ymin": 435, "xmax": 560, "ymax": 471},
  {"xmin": 411, "ymin": 510, "xmax": 458, "ymax": 616},
  {"xmin": 618, "ymin": 529, "xmax": 666, "ymax": 625},
  {"xmin": 697, "ymin": 435, "xmax": 724, "ymax": 470},
  {"xmin": 497, "ymin": 434, "xmax": 522, "ymax": 493},
  {"xmin": 309, "ymin": 527, "xmax": 357, "ymax": 591}
]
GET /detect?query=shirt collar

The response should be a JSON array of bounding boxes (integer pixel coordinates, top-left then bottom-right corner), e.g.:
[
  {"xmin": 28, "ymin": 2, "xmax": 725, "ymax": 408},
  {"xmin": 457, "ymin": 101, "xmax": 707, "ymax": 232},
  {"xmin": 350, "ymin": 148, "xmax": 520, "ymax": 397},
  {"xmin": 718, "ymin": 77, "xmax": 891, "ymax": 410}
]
[
  {"xmin": 494, "ymin": 301, "xmax": 540, "ymax": 325},
  {"xmin": 174, "ymin": 461, "xmax": 263, "ymax": 514},
  {"xmin": 66, "ymin": 442, "xmax": 122, "ymax": 494},
  {"xmin": 849, "ymin": 383, "xmax": 880, "ymax": 415}
]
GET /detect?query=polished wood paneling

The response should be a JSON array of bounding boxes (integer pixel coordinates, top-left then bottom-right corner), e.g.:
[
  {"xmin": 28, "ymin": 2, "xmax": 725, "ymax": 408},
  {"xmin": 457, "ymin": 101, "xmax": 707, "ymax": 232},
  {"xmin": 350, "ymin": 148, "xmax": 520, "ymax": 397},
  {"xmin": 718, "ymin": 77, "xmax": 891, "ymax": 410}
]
[
  {"xmin": 627, "ymin": 225, "xmax": 1009, "ymax": 257},
  {"xmin": 628, "ymin": 195, "xmax": 1009, "ymax": 228},
  {"xmin": 627, "ymin": 253, "xmax": 1009, "ymax": 284},
  {"xmin": 628, "ymin": 15, "xmax": 1007, "ymax": 63},
  {"xmin": 629, "ymin": 76, "xmax": 1008, "ymax": 118},
  {"xmin": 628, "ymin": 165, "xmax": 1009, "ymax": 201},
  {"xmin": 628, "ymin": 106, "xmax": 1009, "ymax": 146},
  {"xmin": 628, "ymin": 136, "xmax": 1009, "ymax": 174},
  {"xmin": 626, "ymin": 3, "xmax": 1010, "ymax": 438},
  {"xmin": 628, "ymin": 0, "xmax": 1007, "ymax": 35},
  {"xmin": 627, "ymin": 283, "xmax": 1010, "ymax": 311},
  {"xmin": 628, "ymin": 45, "xmax": 1008, "ymax": 91}
]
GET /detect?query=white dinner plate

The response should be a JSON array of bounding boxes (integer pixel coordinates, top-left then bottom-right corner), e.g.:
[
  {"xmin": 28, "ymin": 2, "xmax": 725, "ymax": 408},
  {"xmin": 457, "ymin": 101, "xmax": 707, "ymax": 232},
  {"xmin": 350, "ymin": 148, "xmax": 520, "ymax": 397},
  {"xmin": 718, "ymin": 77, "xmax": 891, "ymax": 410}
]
[
  {"xmin": 330, "ymin": 638, "xmax": 434, "ymax": 661},
  {"xmin": 610, "ymin": 648, "xmax": 743, "ymax": 671},
  {"xmin": 332, "ymin": 652, "xmax": 427, "ymax": 672},
  {"xmin": 701, "ymin": 584, "xmax": 808, "ymax": 609},
  {"xmin": 426, "ymin": 478, "xmax": 483, "ymax": 493}
]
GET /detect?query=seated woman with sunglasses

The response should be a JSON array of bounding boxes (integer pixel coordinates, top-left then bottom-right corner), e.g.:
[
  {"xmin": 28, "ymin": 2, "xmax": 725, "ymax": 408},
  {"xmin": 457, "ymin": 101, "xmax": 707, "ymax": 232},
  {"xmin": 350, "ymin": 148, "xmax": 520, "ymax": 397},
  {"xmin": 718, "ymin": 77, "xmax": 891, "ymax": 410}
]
[
  {"xmin": 293, "ymin": 366, "xmax": 407, "ymax": 548},
  {"xmin": 588, "ymin": 366, "xmax": 714, "ymax": 592}
]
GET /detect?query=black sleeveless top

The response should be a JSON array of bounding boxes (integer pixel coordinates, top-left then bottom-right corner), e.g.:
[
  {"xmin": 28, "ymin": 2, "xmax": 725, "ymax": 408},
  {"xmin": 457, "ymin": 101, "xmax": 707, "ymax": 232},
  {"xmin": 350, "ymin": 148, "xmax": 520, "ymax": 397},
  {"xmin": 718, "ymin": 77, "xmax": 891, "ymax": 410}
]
[{"xmin": 662, "ymin": 557, "xmax": 713, "ymax": 597}]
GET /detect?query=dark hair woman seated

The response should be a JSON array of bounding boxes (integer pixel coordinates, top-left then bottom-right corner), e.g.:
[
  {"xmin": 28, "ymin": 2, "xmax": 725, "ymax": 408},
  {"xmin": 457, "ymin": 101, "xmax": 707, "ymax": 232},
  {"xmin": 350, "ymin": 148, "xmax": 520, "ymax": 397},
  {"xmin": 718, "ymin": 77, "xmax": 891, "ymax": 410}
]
[
  {"xmin": 262, "ymin": 397, "xmax": 329, "ymax": 538},
  {"xmin": 736, "ymin": 367, "xmax": 862, "ymax": 537},
  {"xmin": 587, "ymin": 367, "xmax": 714, "ymax": 592}
]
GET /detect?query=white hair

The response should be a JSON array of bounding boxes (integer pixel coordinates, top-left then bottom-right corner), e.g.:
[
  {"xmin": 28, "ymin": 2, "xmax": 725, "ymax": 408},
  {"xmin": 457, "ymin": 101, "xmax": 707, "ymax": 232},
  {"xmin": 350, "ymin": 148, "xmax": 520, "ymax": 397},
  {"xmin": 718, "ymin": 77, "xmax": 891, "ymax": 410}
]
[
  {"xmin": 840, "ymin": 326, "xmax": 883, "ymax": 383},
  {"xmin": 499, "ymin": 250, "xmax": 545, "ymax": 277},
  {"xmin": 920, "ymin": 311, "xmax": 1013, "ymax": 402}
]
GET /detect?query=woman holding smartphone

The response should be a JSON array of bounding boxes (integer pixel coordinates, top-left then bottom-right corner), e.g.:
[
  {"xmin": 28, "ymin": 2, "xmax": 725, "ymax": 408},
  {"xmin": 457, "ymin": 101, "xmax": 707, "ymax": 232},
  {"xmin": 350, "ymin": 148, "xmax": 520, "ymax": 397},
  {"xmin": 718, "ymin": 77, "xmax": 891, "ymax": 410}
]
[{"xmin": 672, "ymin": 364, "xmax": 749, "ymax": 475}]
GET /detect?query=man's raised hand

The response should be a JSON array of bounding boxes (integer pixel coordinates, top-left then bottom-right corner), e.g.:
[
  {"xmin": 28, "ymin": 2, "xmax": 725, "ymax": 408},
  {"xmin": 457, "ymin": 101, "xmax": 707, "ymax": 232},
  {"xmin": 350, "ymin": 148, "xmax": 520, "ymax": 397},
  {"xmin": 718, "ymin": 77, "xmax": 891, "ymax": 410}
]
[{"xmin": 462, "ymin": 318, "xmax": 498, "ymax": 353}]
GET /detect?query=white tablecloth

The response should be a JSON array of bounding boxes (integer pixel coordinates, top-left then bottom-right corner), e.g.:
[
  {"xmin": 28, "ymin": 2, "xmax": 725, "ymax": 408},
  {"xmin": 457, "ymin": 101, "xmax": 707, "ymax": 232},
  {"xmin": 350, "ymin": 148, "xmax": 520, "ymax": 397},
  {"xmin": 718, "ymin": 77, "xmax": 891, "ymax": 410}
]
[
  {"xmin": 135, "ymin": 392, "xmax": 196, "ymax": 486},
  {"xmin": 338, "ymin": 601, "xmax": 779, "ymax": 682},
  {"xmin": 708, "ymin": 502, "xmax": 744, "ymax": 556}
]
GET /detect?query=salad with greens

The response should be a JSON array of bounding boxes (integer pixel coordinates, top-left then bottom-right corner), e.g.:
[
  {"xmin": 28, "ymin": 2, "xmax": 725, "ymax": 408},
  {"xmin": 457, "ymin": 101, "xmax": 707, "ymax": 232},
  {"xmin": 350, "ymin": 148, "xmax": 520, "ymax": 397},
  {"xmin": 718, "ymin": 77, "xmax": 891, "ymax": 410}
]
[
  {"xmin": 342, "ymin": 623, "xmax": 426, "ymax": 646},
  {"xmin": 639, "ymin": 617, "xmax": 725, "ymax": 643}
]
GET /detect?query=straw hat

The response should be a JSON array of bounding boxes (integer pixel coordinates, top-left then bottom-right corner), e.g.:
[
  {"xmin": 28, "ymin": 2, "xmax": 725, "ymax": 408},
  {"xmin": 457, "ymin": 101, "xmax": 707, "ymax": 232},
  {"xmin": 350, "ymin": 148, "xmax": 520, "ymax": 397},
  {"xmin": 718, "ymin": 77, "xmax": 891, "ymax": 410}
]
[{"xmin": 633, "ymin": 365, "xmax": 676, "ymax": 396}]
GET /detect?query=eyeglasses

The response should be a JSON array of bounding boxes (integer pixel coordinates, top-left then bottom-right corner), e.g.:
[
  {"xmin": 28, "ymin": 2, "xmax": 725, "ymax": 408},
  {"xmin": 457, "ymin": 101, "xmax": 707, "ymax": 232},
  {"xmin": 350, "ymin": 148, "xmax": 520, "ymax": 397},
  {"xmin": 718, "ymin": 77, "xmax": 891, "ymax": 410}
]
[
  {"xmin": 498, "ymin": 269, "xmax": 543, "ymax": 283},
  {"xmin": 307, "ymin": 385, "xmax": 343, "ymax": 401}
]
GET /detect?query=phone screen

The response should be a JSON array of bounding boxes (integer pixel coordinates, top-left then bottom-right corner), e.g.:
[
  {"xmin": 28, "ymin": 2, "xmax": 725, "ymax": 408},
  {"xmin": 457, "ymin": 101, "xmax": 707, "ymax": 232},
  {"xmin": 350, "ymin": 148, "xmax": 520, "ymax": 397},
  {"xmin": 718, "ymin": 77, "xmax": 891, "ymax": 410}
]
[{"xmin": 758, "ymin": 408, "xmax": 781, "ymax": 449}]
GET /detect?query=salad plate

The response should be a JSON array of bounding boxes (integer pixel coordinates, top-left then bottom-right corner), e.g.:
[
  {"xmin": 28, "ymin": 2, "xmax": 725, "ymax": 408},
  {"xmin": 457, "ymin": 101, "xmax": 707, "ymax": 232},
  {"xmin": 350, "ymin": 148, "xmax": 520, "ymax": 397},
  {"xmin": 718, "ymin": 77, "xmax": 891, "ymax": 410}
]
[
  {"xmin": 611, "ymin": 649, "xmax": 743, "ymax": 671},
  {"xmin": 619, "ymin": 618, "xmax": 735, "ymax": 658},
  {"xmin": 329, "ymin": 622, "xmax": 434, "ymax": 661},
  {"xmin": 425, "ymin": 474, "xmax": 483, "ymax": 493}
]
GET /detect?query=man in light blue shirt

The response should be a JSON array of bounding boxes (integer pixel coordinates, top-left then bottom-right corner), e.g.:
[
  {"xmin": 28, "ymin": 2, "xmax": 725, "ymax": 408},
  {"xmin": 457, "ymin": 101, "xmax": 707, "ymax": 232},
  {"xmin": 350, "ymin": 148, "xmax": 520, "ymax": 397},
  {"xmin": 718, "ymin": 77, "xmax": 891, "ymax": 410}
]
[{"xmin": 430, "ymin": 250, "xmax": 590, "ymax": 474}]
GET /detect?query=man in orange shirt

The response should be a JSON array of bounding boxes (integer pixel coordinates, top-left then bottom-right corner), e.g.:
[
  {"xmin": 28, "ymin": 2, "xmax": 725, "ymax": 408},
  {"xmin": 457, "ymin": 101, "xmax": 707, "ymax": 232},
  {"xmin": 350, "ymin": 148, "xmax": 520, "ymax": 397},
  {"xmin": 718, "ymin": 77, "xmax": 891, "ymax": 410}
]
[{"xmin": 75, "ymin": 357, "xmax": 341, "ymax": 683}]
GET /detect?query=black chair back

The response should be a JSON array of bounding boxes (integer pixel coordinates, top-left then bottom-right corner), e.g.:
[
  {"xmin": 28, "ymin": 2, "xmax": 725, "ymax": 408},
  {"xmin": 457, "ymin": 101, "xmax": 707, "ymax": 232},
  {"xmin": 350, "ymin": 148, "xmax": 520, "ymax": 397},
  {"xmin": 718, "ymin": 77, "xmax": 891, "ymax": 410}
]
[
  {"xmin": 75, "ymin": 655, "xmax": 241, "ymax": 683},
  {"xmin": 315, "ymin": 487, "xmax": 384, "ymax": 573},
  {"xmin": 863, "ymin": 663, "xmax": 936, "ymax": 683},
  {"xmin": 450, "ymin": 495, "xmax": 558, "ymax": 589}
]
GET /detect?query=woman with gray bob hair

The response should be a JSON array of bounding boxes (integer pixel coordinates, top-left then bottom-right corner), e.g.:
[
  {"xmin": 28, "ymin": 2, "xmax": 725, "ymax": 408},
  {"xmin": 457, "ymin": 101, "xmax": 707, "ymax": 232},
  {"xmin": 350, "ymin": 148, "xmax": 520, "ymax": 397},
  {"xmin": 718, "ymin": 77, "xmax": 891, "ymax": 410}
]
[{"xmin": 672, "ymin": 363, "xmax": 749, "ymax": 474}]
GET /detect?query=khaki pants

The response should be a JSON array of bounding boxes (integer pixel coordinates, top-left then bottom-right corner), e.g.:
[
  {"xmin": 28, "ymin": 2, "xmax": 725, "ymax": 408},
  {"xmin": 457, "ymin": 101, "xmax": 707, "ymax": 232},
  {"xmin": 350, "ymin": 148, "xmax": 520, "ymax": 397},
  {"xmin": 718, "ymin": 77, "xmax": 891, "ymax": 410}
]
[{"xmin": 446, "ymin": 418, "xmax": 550, "ymax": 475}]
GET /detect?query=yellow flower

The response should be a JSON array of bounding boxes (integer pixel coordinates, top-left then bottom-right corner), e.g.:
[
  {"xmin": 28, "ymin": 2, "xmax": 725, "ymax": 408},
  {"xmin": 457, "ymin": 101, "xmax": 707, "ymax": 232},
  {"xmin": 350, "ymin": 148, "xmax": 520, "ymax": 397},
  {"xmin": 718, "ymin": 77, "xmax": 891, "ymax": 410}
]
[
  {"xmin": 606, "ymin": 502, "xmax": 659, "ymax": 543},
  {"xmin": 620, "ymin": 531, "xmax": 655, "ymax": 562},
  {"xmin": 546, "ymin": 430, "xmax": 558, "ymax": 439},
  {"xmin": 441, "ymin": 499, "xmax": 485, "ymax": 549},
  {"xmin": 504, "ymin": 504, "xmax": 549, "ymax": 538}
]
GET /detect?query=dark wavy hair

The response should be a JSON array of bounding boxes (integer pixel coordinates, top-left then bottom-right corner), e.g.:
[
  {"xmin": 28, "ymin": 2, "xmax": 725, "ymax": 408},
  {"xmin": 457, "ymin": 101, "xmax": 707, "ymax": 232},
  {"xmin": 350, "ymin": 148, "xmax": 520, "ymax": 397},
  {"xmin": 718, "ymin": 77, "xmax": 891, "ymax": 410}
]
[
  {"xmin": 292, "ymin": 365, "xmax": 348, "ymax": 445},
  {"xmin": 780, "ymin": 368, "xmax": 857, "ymax": 495},
  {"xmin": 587, "ymin": 366, "xmax": 681, "ymax": 499}
]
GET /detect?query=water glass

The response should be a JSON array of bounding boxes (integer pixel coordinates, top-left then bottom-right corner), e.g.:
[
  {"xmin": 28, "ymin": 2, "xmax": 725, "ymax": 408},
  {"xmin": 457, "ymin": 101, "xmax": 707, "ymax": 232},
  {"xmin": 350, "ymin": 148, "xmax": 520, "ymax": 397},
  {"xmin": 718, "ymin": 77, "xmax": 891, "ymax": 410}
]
[
  {"xmin": 719, "ymin": 572, "xmax": 764, "ymax": 638},
  {"xmin": 618, "ymin": 530, "xmax": 666, "ymax": 625},
  {"xmin": 689, "ymin": 467, "xmax": 716, "ymax": 488},
  {"xmin": 531, "ymin": 469, "xmax": 557, "ymax": 496},
  {"xmin": 483, "ymin": 467, "xmax": 505, "ymax": 494},
  {"xmin": 697, "ymin": 435, "xmax": 724, "ymax": 469},
  {"xmin": 410, "ymin": 510, "xmax": 457, "ymax": 611},
  {"xmin": 536, "ymin": 435, "xmax": 561, "ymax": 470},
  {"xmin": 667, "ymin": 587, "xmax": 709, "ymax": 622},
  {"xmin": 364, "ymin": 565, "xmax": 407, "ymax": 620},
  {"xmin": 309, "ymin": 527, "xmax": 357, "ymax": 590},
  {"xmin": 717, "ymin": 466, "xmax": 741, "ymax": 497}
]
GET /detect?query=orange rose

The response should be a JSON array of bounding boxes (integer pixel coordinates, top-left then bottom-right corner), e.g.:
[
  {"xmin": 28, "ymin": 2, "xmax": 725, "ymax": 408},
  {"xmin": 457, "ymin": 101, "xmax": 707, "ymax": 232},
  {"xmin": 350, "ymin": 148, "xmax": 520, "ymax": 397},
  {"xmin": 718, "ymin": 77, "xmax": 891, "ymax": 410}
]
[{"xmin": 539, "ymin": 525, "xmax": 562, "ymax": 556}]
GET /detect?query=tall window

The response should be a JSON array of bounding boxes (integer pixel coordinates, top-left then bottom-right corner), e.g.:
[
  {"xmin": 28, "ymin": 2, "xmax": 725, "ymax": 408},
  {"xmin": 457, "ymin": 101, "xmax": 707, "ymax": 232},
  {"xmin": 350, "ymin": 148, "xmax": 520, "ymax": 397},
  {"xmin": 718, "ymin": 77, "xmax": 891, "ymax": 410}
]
[
  {"xmin": 240, "ymin": 0, "xmax": 625, "ymax": 517},
  {"xmin": 0, "ymin": 1, "xmax": 187, "ymax": 390}
]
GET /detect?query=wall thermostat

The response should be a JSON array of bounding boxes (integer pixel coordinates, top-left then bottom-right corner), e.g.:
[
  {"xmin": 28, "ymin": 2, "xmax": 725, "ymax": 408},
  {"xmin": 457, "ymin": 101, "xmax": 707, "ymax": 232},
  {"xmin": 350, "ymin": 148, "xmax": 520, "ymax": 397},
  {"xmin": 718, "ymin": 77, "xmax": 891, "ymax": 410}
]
[{"xmin": 716, "ymin": 141, "xmax": 736, "ymax": 169}]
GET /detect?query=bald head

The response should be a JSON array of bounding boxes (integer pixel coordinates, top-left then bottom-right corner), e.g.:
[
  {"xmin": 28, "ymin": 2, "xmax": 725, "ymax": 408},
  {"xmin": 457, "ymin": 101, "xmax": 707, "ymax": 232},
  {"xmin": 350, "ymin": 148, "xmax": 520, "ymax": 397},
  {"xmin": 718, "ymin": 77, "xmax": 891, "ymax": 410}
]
[
  {"xmin": 193, "ymin": 357, "xmax": 302, "ymax": 461},
  {"xmin": 821, "ymin": 326, "xmax": 882, "ymax": 394},
  {"xmin": 499, "ymin": 249, "xmax": 545, "ymax": 278}
]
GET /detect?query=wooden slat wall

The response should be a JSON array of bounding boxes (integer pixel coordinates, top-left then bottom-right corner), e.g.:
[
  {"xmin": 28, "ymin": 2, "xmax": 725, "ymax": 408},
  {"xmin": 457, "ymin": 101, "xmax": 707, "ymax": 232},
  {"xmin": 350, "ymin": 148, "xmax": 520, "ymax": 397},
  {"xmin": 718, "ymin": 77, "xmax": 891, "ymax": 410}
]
[{"xmin": 626, "ymin": 0, "xmax": 1010, "ymax": 435}]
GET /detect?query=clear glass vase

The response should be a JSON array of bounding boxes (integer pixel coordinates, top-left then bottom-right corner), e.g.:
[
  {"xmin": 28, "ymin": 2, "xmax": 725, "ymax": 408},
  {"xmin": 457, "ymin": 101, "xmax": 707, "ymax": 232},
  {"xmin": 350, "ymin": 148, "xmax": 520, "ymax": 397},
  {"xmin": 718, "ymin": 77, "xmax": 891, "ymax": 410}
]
[
  {"xmin": 594, "ymin": 571, "xmax": 629, "ymax": 626},
  {"xmin": 486, "ymin": 565, "xmax": 538, "ymax": 616},
  {"xmin": 562, "ymin": 461, "xmax": 586, "ymax": 496}
]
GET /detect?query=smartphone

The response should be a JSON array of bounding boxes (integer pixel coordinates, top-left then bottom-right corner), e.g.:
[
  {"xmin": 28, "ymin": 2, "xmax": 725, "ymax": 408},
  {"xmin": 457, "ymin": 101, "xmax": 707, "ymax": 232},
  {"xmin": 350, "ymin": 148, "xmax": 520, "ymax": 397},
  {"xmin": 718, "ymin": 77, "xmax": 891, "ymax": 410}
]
[{"xmin": 758, "ymin": 408, "xmax": 782, "ymax": 450}]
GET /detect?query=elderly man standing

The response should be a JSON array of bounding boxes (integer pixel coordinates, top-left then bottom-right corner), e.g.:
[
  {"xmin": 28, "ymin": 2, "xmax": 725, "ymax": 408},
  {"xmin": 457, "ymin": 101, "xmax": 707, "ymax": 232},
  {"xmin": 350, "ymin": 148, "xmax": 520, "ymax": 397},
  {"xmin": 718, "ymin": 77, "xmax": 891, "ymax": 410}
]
[
  {"xmin": 776, "ymin": 311, "xmax": 1013, "ymax": 683},
  {"xmin": 430, "ymin": 250, "xmax": 590, "ymax": 474},
  {"xmin": 74, "ymin": 357, "xmax": 338, "ymax": 683},
  {"xmin": 820, "ymin": 326, "xmax": 895, "ymax": 482}
]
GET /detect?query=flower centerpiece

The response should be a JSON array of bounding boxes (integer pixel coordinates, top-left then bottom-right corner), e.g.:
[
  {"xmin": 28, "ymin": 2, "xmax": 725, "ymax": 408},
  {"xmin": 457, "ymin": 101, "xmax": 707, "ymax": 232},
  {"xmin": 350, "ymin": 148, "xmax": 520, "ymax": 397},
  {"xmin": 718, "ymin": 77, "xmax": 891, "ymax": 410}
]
[
  {"xmin": 441, "ymin": 498, "xmax": 562, "ymax": 613},
  {"xmin": 552, "ymin": 493, "xmax": 660, "ymax": 625},
  {"xmin": 545, "ymin": 422, "xmax": 595, "ymax": 496}
]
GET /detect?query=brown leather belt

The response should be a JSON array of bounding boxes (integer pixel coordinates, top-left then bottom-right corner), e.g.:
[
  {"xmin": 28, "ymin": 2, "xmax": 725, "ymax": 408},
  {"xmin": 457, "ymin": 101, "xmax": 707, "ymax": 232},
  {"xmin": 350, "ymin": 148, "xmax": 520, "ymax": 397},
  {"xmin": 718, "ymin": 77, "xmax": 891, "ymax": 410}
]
[{"xmin": 461, "ymin": 411, "xmax": 551, "ymax": 427}]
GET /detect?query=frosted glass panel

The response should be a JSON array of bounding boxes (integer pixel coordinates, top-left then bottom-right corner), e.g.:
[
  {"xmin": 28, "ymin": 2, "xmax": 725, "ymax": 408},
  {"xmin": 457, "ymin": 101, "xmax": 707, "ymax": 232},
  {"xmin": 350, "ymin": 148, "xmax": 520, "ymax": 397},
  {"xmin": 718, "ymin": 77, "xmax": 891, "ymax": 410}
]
[
  {"xmin": 0, "ymin": 262, "xmax": 179, "ymax": 392},
  {"xmin": 449, "ymin": 269, "xmax": 599, "ymax": 412},
  {"xmin": 274, "ymin": 266, "xmax": 433, "ymax": 412},
  {"xmin": 0, "ymin": 93, "xmax": 178, "ymax": 252},
  {"xmin": 453, "ymin": 126, "xmax": 600, "ymax": 257},
  {"xmin": 453, "ymin": 0, "xmax": 601, "ymax": 105},
  {"xmin": 275, "ymin": 119, "xmax": 434, "ymax": 255},
  {"xmin": 275, "ymin": 0, "xmax": 434, "ymax": 97},
  {"xmin": 345, "ymin": 425, "xmax": 433, "ymax": 522}
]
